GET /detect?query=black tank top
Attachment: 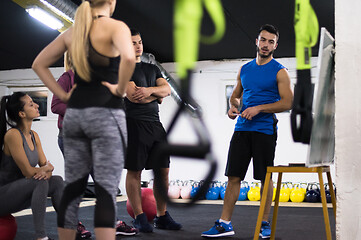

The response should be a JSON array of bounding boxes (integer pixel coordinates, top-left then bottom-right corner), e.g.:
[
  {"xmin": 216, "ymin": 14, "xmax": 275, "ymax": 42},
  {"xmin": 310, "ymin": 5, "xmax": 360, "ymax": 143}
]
[{"xmin": 68, "ymin": 23, "xmax": 124, "ymax": 109}]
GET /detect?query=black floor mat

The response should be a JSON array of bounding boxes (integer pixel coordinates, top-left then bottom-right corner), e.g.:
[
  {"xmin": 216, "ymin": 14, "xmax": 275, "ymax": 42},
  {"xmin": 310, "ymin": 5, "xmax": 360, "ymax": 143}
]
[{"xmin": 14, "ymin": 200, "xmax": 335, "ymax": 240}]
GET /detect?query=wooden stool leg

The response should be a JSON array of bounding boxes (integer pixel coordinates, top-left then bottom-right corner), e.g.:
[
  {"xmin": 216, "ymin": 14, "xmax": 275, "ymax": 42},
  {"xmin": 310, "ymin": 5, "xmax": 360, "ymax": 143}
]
[
  {"xmin": 318, "ymin": 170, "xmax": 332, "ymax": 240},
  {"xmin": 270, "ymin": 172, "xmax": 282, "ymax": 240},
  {"xmin": 254, "ymin": 172, "xmax": 271, "ymax": 240},
  {"xmin": 326, "ymin": 171, "xmax": 336, "ymax": 217}
]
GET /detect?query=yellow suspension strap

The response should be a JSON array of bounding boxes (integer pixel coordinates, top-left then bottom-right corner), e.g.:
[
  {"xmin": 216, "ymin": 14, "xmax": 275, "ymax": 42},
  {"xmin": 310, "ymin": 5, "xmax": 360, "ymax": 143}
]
[
  {"xmin": 291, "ymin": 0, "xmax": 319, "ymax": 144},
  {"xmin": 152, "ymin": 0, "xmax": 225, "ymax": 205}
]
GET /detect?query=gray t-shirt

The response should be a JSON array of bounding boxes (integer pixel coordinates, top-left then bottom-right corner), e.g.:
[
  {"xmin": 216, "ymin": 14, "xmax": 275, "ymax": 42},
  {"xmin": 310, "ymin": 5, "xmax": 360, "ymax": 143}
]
[{"xmin": 0, "ymin": 128, "xmax": 38, "ymax": 186}]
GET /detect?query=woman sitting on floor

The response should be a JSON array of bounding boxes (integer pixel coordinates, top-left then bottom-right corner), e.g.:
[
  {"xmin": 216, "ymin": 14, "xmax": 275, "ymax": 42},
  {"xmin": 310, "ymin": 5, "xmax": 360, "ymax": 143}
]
[{"xmin": 0, "ymin": 92, "xmax": 64, "ymax": 240}]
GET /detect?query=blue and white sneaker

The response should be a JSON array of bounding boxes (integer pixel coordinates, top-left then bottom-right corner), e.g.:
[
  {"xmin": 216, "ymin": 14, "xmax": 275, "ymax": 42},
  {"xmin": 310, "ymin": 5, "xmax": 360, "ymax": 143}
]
[
  {"xmin": 259, "ymin": 221, "xmax": 271, "ymax": 239},
  {"xmin": 201, "ymin": 220, "xmax": 235, "ymax": 238}
]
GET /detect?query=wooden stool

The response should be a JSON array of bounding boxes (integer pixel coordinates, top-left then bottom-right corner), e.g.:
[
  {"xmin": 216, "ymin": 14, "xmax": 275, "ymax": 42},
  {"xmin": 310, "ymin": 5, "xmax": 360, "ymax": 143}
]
[{"xmin": 253, "ymin": 166, "xmax": 336, "ymax": 240}]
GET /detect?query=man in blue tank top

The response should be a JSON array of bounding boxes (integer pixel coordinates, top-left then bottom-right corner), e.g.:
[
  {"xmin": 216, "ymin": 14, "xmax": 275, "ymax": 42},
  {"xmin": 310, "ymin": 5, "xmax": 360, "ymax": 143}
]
[{"xmin": 202, "ymin": 24, "xmax": 293, "ymax": 239}]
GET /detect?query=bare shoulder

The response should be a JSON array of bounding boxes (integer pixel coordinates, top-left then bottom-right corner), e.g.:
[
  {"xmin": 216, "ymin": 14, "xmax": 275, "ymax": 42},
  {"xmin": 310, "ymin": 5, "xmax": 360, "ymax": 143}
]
[
  {"xmin": 107, "ymin": 19, "xmax": 130, "ymax": 32},
  {"xmin": 62, "ymin": 27, "xmax": 73, "ymax": 47},
  {"xmin": 30, "ymin": 130, "xmax": 41, "ymax": 143},
  {"xmin": 31, "ymin": 130, "xmax": 39, "ymax": 138},
  {"xmin": 238, "ymin": 65, "xmax": 244, "ymax": 74},
  {"xmin": 109, "ymin": 19, "xmax": 127, "ymax": 27},
  {"xmin": 278, "ymin": 67, "xmax": 289, "ymax": 74},
  {"xmin": 4, "ymin": 128, "xmax": 22, "ymax": 143},
  {"xmin": 50, "ymin": 27, "xmax": 72, "ymax": 48},
  {"xmin": 277, "ymin": 68, "xmax": 291, "ymax": 81},
  {"xmin": 237, "ymin": 65, "xmax": 244, "ymax": 80}
]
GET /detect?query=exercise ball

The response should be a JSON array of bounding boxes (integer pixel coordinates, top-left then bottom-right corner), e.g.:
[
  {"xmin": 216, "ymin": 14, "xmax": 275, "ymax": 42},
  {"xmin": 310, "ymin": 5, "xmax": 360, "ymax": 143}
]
[
  {"xmin": 126, "ymin": 188, "xmax": 157, "ymax": 222},
  {"xmin": 0, "ymin": 214, "xmax": 17, "ymax": 240}
]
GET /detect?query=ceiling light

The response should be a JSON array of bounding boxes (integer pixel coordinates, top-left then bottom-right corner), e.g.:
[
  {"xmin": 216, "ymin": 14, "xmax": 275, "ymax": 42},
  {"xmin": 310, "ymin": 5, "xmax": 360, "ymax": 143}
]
[
  {"xmin": 26, "ymin": 7, "xmax": 64, "ymax": 30},
  {"xmin": 39, "ymin": 0, "xmax": 74, "ymax": 23},
  {"xmin": 12, "ymin": 0, "xmax": 77, "ymax": 32}
]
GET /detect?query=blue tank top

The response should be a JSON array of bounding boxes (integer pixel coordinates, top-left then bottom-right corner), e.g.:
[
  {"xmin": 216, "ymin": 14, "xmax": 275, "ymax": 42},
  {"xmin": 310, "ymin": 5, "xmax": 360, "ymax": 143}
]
[
  {"xmin": 235, "ymin": 58, "xmax": 285, "ymax": 135},
  {"xmin": 0, "ymin": 129, "xmax": 38, "ymax": 186}
]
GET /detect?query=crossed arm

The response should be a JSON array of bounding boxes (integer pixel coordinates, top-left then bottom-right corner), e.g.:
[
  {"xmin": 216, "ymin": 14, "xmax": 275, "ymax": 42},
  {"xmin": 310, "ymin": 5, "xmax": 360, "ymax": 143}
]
[
  {"xmin": 4, "ymin": 129, "xmax": 54, "ymax": 180},
  {"xmin": 126, "ymin": 77, "xmax": 171, "ymax": 104}
]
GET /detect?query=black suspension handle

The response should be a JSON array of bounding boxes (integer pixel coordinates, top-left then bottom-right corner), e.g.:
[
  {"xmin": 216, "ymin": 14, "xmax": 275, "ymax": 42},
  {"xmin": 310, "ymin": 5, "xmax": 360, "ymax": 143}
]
[
  {"xmin": 151, "ymin": 72, "xmax": 217, "ymax": 206},
  {"xmin": 290, "ymin": 69, "xmax": 314, "ymax": 144}
]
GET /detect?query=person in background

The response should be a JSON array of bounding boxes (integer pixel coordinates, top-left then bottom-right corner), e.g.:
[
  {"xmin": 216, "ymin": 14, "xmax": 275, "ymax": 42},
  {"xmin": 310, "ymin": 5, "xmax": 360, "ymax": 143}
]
[
  {"xmin": 124, "ymin": 29, "xmax": 182, "ymax": 233},
  {"xmin": 0, "ymin": 92, "xmax": 64, "ymax": 240},
  {"xmin": 32, "ymin": 0, "xmax": 136, "ymax": 239}
]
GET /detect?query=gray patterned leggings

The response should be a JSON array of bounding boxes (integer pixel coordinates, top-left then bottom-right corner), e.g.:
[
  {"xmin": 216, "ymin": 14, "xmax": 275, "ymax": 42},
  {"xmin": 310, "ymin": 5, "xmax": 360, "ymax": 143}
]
[{"xmin": 58, "ymin": 107, "xmax": 127, "ymax": 229}]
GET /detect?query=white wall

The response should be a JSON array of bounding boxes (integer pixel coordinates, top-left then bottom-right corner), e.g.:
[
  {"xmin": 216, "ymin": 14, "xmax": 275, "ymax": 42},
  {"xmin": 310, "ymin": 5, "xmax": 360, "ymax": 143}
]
[
  {"xmin": 0, "ymin": 68, "xmax": 66, "ymax": 177},
  {"xmin": 0, "ymin": 57, "xmax": 335, "ymax": 196},
  {"xmin": 335, "ymin": 0, "xmax": 361, "ymax": 238},
  {"xmin": 157, "ymin": 57, "xmax": 334, "ymax": 186}
]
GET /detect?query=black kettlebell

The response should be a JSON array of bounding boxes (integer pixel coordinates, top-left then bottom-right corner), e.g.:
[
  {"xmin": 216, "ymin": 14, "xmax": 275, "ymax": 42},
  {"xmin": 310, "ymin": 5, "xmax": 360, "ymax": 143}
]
[
  {"xmin": 324, "ymin": 183, "xmax": 336, "ymax": 203},
  {"xmin": 305, "ymin": 183, "xmax": 320, "ymax": 203}
]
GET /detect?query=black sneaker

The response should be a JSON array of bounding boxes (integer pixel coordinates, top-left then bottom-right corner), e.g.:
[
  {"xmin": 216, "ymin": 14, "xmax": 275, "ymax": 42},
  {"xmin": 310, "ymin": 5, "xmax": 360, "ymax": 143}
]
[
  {"xmin": 154, "ymin": 211, "xmax": 182, "ymax": 230},
  {"xmin": 133, "ymin": 213, "xmax": 153, "ymax": 233},
  {"xmin": 76, "ymin": 221, "xmax": 92, "ymax": 239},
  {"xmin": 116, "ymin": 220, "xmax": 138, "ymax": 236}
]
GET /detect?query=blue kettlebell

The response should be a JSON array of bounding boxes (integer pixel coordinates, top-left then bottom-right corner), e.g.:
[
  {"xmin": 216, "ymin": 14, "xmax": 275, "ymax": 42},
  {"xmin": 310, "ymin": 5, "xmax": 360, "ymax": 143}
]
[
  {"xmin": 238, "ymin": 188, "xmax": 247, "ymax": 201},
  {"xmin": 220, "ymin": 182, "xmax": 227, "ymax": 200},
  {"xmin": 199, "ymin": 180, "xmax": 206, "ymax": 200},
  {"xmin": 219, "ymin": 182, "xmax": 225, "ymax": 195},
  {"xmin": 206, "ymin": 182, "xmax": 220, "ymax": 200},
  {"xmin": 238, "ymin": 181, "xmax": 248, "ymax": 201},
  {"xmin": 245, "ymin": 181, "xmax": 250, "ymax": 192},
  {"xmin": 215, "ymin": 181, "xmax": 222, "ymax": 199},
  {"xmin": 190, "ymin": 181, "xmax": 199, "ymax": 199}
]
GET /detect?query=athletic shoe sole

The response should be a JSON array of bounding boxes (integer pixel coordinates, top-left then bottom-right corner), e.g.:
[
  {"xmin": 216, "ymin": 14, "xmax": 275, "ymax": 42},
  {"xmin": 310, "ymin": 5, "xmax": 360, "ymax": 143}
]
[
  {"xmin": 116, "ymin": 231, "xmax": 137, "ymax": 236},
  {"xmin": 259, "ymin": 233, "xmax": 270, "ymax": 239},
  {"xmin": 154, "ymin": 224, "xmax": 182, "ymax": 230},
  {"xmin": 201, "ymin": 231, "xmax": 235, "ymax": 238}
]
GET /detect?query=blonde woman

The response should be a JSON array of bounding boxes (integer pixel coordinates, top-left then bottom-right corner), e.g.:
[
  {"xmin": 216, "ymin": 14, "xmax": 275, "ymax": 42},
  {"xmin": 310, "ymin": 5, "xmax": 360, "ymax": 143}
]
[
  {"xmin": 51, "ymin": 52, "xmax": 93, "ymax": 239},
  {"xmin": 32, "ymin": 0, "xmax": 135, "ymax": 239}
]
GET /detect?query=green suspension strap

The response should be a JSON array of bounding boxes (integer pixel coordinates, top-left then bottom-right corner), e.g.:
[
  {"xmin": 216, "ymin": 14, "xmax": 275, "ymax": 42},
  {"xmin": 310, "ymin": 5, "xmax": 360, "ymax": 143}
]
[
  {"xmin": 174, "ymin": 0, "xmax": 225, "ymax": 80},
  {"xmin": 152, "ymin": 0, "xmax": 225, "ymax": 205},
  {"xmin": 291, "ymin": 0, "xmax": 319, "ymax": 144}
]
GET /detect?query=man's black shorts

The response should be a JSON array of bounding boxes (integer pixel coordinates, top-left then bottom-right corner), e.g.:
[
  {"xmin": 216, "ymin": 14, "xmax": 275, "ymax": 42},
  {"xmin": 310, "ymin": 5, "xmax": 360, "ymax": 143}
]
[
  {"xmin": 125, "ymin": 118, "xmax": 170, "ymax": 171},
  {"xmin": 225, "ymin": 131, "xmax": 277, "ymax": 181}
]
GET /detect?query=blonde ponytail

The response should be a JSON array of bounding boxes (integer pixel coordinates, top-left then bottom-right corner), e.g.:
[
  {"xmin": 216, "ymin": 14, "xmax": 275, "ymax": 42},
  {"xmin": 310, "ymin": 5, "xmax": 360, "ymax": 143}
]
[
  {"xmin": 64, "ymin": 51, "xmax": 73, "ymax": 72},
  {"xmin": 70, "ymin": 1, "xmax": 92, "ymax": 82}
]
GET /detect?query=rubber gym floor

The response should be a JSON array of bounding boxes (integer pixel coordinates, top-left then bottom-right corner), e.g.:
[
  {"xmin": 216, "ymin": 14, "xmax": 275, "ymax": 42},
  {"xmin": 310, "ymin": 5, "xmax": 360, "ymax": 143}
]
[{"xmin": 13, "ymin": 196, "xmax": 335, "ymax": 240}]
